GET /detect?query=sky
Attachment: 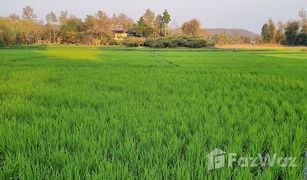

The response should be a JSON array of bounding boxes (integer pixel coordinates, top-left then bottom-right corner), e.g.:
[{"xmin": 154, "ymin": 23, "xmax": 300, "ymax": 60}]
[{"xmin": 0, "ymin": 0, "xmax": 306, "ymax": 33}]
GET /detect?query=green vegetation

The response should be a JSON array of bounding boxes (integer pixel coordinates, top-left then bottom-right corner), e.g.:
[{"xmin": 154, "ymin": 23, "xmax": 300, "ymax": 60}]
[
  {"xmin": 1, "ymin": 6, "xmax": 306, "ymax": 47},
  {"xmin": 144, "ymin": 37, "xmax": 210, "ymax": 48},
  {"xmin": 261, "ymin": 9, "xmax": 307, "ymax": 45},
  {"xmin": 123, "ymin": 37, "xmax": 145, "ymax": 47},
  {"xmin": 0, "ymin": 7, "xmax": 173, "ymax": 47},
  {"xmin": 0, "ymin": 46, "xmax": 306, "ymax": 179}
]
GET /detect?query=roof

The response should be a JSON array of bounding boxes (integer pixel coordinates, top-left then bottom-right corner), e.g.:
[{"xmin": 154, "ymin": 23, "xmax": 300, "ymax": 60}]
[{"xmin": 112, "ymin": 25, "xmax": 125, "ymax": 33}]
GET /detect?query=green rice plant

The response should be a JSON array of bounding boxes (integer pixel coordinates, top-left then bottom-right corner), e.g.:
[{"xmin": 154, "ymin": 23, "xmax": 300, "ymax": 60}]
[{"xmin": 0, "ymin": 46, "xmax": 306, "ymax": 179}]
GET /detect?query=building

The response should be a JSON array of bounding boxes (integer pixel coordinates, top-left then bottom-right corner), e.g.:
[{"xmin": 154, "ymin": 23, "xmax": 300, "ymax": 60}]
[{"xmin": 112, "ymin": 25, "xmax": 127, "ymax": 40}]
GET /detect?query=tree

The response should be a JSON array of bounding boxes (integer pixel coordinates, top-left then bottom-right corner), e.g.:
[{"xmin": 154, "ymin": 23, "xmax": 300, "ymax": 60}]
[
  {"xmin": 275, "ymin": 21, "xmax": 285, "ymax": 44},
  {"xmin": 84, "ymin": 15, "xmax": 96, "ymax": 35},
  {"xmin": 162, "ymin": 9, "xmax": 171, "ymax": 36},
  {"xmin": 46, "ymin": 12, "xmax": 57, "ymax": 43},
  {"xmin": 0, "ymin": 18, "xmax": 17, "ymax": 46},
  {"xmin": 135, "ymin": 9, "xmax": 156, "ymax": 37},
  {"xmin": 143, "ymin": 9, "xmax": 155, "ymax": 27},
  {"xmin": 296, "ymin": 9, "xmax": 307, "ymax": 45},
  {"xmin": 59, "ymin": 11, "xmax": 68, "ymax": 25},
  {"xmin": 21, "ymin": 6, "xmax": 45, "ymax": 44},
  {"xmin": 299, "ymin": 8, "xmax": 307, "ymax": 25},
  {"xmin": 95, "ymin": 11, "xmax": 112, "ymax": 43},
  {"xmin": 296, "ymin": 30, "xmax": 307, "ymax": 45},
  {"xmin": 111, "ymin": 13, "xmax": 134, "ymax": 31},
  {"xmin": 135, "ymin": 17, "xmax": 154, "ymax": 37},
  {"xmin": 22, "ymin": 6, "xmax": 37, "ymax": 21},
  {"xmin": 59, "ymin": 16, "xmax": 85, "ymax": 44},
  {"xmin": 9, "ymin": 14, "xmax": 20, "ymax": 22},
  {"xmin": 85, "ymin": 15, "xmax": 95, "ymax": 30},
  {"xmin": 261, "ymin": 23, "xmax": 269, "ymax": 43},
  {"xmin": 284, "ymin": 21, "xmax": 299, "ymax": 45},
  {"xmin": 181, "ymin": 19, "xmax": 201, "ymax": 36},
  {"xmin": 154, "ymin": 15, "xmax": 164, "ymax": 36},
  {"xmin": 300, "ymin": 22, "xmax": 307, "ymax": 34},
  {"xmin": 261, "ymin": 19, "xmax": 275, "ymax": 43}
]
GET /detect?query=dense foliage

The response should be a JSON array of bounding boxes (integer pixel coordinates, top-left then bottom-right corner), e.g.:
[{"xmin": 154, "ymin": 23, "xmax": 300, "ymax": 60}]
[
  {"xmin": 1, "ymin": 6, "xmax": 306, "ymax": 47},
  {"xmin": 144, "ymin": 37, "xmax": 210, "ymax": 48},
  {"xmin": 123, "ymin": 37, "xmax": 145, "ymax": 47},
  {"xmin": 181, "ymin": 19, "xmax": 201, "ymax": 36},
  {"xmin": 0, "ymin": 7, "xmax": 171, "ymax": 47},
  {"xmin": 261, "ymin": 9, "xmax": 307, "ymax": 45}
]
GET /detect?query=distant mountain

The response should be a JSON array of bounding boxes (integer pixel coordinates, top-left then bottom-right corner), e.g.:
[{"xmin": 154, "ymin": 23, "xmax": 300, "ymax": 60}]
[
  {"xmin": 206, "ymin": 28, "xmax": 258, "ymax": 38},
  {"xmin": 169, "ymin": 28, "xmax": 259, "ymax": 38}
]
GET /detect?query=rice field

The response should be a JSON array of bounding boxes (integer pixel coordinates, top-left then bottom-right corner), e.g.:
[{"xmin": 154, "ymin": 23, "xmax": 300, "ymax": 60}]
[{"xmin": 0, "ymin": 46, "xmax": 306, "ymax": 179}]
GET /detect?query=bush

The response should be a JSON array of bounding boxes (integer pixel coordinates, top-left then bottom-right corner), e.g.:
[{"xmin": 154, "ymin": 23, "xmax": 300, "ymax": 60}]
[
  {"xmin": 0, "ymin": 37, "xmax": 6, "ymax": 47},
  {"xmin": 184, "ymin": 38, "xmax": 207, "ymax": 48},
  {"xmin": 143, "ymin": 39, "xmax": 154, "ymax": 47},
  {"xmin": 173, "ymin": 38, "xmax": 187, "ymax": 47},
  {"xmin": 150, "ymin": 41, "xmax": 164, "ymax": 48},
  {"xmin": 295, "ymin": 33, "xmax": 307, "ymax": 46},
  {"xmin": 109, "ymin": 39, "xmax": 122, "ymax": 46},
  {"xmin": 123, "ymin": 37, "xmax": 145, "ymax": 47},
  {"xmin": 143, "ymin": 36, "xmax": 209, "ymax": 48}
]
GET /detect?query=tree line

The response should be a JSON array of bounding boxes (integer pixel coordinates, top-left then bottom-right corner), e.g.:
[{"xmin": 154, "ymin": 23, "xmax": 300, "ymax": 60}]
[
  {"xmin": 0, "ymin": 6, "xmax": 171, "ymax": 46},
  {"xmin": 1, "ymin": 6, "xmax": 306, "ymax": 47},
  {"xmin": 0, "ymin": 6, "xmax": 209, "ymax": 47},
  {"xmin": 261, "ymin": 9, "xmax": 307, "ymax": 45}
]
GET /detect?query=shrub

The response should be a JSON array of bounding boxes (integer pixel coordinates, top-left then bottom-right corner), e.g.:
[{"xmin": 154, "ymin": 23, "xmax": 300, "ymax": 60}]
[
  {"xmin": 123, "ymin": 37, "xmax": 145, "ymax": 47},
  {"xmin": 109, "ymin": 39, "xmax": 122, "ymax": 46},
  {"xmin": 0, "ymin": 37, "xmax": 6, "ymax": 47},
  {"xmin": 143, "ymin": 39, "xmax": 154, "ymax": 47},
  {"xmin": 173, "ymin": 37, "xmax": 187, "ymax": 47},
  {"xmin": 151, "ymin": 41, "xmax": 164, "ymax": 48},
  {"xmin": 184, "ymin": 38, "xmax": 207, "ymax": 48},
  {"xmin": 143, "ymin": 36, "xmax": 209, "ymax": 48},
  {"xmin": 162, "ymin": 39, "xmax": 178, "ymax": 48}
]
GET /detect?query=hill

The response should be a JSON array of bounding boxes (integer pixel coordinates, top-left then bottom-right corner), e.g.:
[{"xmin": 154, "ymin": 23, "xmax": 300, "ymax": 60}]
[
  {"xmin": 206, "ymin": 28, "xmax": 258, "ymax": 38},
  {"xmin": 170, "ymin": 28, "xmax": 258, "ymax": 38}
]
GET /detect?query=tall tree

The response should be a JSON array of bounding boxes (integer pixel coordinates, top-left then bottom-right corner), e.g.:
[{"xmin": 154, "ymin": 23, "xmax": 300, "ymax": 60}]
[
  {"xmin": 0, "ymin": 18, "xmax": 17, "ymax": 46},
  {"xmin": 59, "ymin": 16, "xmax": 85, "ymax": 44},
  {"xmin": 22, "ymin": 6, "xmax": 37, "ymax": 21},
  {"xmin": 135, "ymin": 17, "xmax": 154, "ymax": 37},
  {"xmin": 84, "ymin": 15, "xmax": 95, "ymax": 31},
  {"xmin": 284, "ymin": 21, "xmax": 299, "ymax": 45},
  {"xmin": 21, "ymin": 6, "xmax": 42, "ymax": 44},
  {"xmin": 142, "ymin": 9, "xmax": 155, "ymax": 27},
  {"xmin": 297, "ymin": 9, "xmax": 307, "ymax": 45},
  {"xmin": 181, "ymin": 19, "xmax": 201, "ymax": 36},
  {"xmin": 296, "ymin": 26, "xmax": 307, "ymax": 45},
  {"xmin": 274, "ymin": 21, "xmax": 285, "ymax": 44},
  {"xmin": 95, "ymin": 11, "xmax": 112, "ymax": 42},
  {"xmin": 59, "ymin": 11, "xmax": 68, "ymax": 25},
  {"xmin": 261, "ymin": 23, "xmax": 269, "ymax": 43},
  {"xmin": 299, "ymin": 8, "xmax": 307, "ymax": 25},
  {"xmin": 261, "ymin": 19, "xmax": 275, "ymax": 43},
  {"xmin": 46, "ymin": 12, "xmax": 57, "ymax": 43},
  {"xmin": 154, "ymin": 15, "xmax": 164, "ymax": 37},
  {"xmin": 134, "ymin": 9, "xmax": 156, "ymax": 38},
  {"xmin": 162, "ymin": 9, "xmax": 171, "ymax": 36},
  {"xmin": 111, "ymin": 13, "xmax": 134, "ymax": 31}
]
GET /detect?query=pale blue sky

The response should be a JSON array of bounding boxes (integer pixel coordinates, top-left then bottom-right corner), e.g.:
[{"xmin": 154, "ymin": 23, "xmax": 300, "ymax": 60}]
[{"xmin": 0, "ymin": 0, "xmax": 306, "ymax": 33}]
